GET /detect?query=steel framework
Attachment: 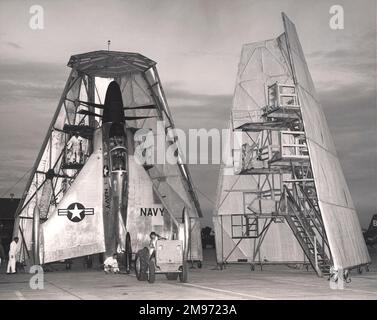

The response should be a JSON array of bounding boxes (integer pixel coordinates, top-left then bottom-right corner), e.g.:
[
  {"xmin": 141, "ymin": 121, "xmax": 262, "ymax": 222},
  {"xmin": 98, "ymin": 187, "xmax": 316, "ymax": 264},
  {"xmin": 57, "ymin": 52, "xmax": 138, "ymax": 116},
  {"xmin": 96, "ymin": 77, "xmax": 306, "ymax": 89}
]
[
  {"xmin": 13, "ymin": 51, "xmax": 203, "ymax": 265},
  {"xmin": 213, "ymin": 14, "xmax": 370, "ymax": 279}
]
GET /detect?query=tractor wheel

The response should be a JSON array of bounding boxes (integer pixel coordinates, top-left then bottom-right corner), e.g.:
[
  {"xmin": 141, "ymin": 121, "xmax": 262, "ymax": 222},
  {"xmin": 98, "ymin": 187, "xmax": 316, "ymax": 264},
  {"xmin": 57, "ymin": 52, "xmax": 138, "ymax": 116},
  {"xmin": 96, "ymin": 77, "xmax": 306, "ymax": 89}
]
[
  {"xmin": 166, "ymin": 273, "xmax": 179, "ymax": 280},
  {"xmin": 125, "ymin": 233, "xmax": 132, "ymax": 274},
  {"xmin": 148, "ymin": 258, "xmax": 156, "ymax": 283},
  {"xmin": 179, "ymin": 261, "xmax": 188, "ymax": 283},
  {"xmin": 135, "ymin": 248, "xmax": 149, "ymax": 281}
]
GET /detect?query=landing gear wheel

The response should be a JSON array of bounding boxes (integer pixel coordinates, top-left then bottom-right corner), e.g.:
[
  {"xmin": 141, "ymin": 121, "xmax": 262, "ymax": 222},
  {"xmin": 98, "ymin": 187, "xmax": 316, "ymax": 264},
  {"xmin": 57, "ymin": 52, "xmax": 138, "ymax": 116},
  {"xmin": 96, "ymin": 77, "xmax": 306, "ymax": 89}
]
[
  {"xmin": 179, "ymin": 261, "xmax": 188, "ymax": 283},
  {"xmin": 358, "ymin": 266, "xmax": 363, "ymax": 274},
  {"xmin": 344, "ymin": 270, "xmax": 351, "ymax": 284},
  {"xmin": 366, "ymin": 265, "xmax": 370, "ymax": 272},
  {"xmin": 250, "ymin": 264, "xmax": 255, "ymax": 271},
  {"xmin": 330, "ymin": 272, "xmax": 338, "ymax": 283},
  {"xmin": 197, "ymin": 261, "xmax": 202, "ymax": 269},
  {"xmin": 125, "ymin": 232, "xmax": 132, "ymax": 274},
  {"xmin": 148, "ymin": 258, "xmax": 156, "ymax": 283},
  {"xmin": 166, "ymin": 273, "xmax": 178, "ymax": 280},
  {"xmin": 135, "ymin": 248, "xmax": 148, "ymax": 281}
]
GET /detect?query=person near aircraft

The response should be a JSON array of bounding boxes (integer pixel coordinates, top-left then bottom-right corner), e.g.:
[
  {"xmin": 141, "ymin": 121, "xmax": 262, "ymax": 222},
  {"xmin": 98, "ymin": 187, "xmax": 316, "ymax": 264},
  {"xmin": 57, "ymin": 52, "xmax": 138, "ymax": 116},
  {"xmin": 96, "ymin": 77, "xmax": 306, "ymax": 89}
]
[
  {"xmin": 6, "ymin": 237, "xmax": 19, "ymax": 274},
  {"xmin": 149, "ymin": 232, "xmax": 167, "ymax": 256},
  {"xmin": 103, "ymin": 253, "xmax": 120, "ymax": 274},
  {"xmin": 66, "ymin": 132, "xmax": 83, "ymax": 164}
]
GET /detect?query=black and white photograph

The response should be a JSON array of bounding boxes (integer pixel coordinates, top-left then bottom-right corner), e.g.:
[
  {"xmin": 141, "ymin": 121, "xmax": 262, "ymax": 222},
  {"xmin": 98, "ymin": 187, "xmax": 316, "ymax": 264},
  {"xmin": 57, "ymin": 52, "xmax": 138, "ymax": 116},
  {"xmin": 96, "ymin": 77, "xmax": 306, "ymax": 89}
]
[{"xmin": 0, "ymin": 0, "xmax": 376, "ymax": 310}]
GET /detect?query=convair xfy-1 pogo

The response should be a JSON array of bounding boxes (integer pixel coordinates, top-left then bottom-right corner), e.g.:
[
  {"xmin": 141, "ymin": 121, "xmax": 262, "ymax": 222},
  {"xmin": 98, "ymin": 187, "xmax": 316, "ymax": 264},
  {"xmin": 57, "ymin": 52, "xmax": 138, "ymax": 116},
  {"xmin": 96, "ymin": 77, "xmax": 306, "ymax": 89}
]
[{"xmin": 13, "ymin": 51, "xmax": 203, "ymax": 269}]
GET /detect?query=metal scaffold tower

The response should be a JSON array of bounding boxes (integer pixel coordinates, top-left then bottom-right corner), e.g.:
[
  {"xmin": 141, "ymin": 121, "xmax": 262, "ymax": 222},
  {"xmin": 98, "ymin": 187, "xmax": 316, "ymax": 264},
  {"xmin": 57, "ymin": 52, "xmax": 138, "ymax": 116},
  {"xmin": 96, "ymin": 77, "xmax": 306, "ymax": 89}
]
[{"xmin": 213, "ymin": 13, "xmax": 370, "ymax": 279}]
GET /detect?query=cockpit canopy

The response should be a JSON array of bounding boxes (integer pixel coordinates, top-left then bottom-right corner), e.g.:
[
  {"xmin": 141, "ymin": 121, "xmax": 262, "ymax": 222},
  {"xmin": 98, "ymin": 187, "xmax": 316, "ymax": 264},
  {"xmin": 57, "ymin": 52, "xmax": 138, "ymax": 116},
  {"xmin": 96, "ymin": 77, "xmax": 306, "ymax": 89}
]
[{"xmin": 110, "ymin": 146, "xmax": 127, "ymax": 172}]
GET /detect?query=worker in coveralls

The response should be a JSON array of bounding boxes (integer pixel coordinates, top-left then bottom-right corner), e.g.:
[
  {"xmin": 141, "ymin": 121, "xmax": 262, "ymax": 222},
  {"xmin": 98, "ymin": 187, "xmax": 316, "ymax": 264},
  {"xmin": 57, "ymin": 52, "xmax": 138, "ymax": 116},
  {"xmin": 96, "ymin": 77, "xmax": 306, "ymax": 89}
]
[
  {"xmin": 149, "ymin": 232, "xmax": 166, "ymax": 256},
  {"xmin": 6, "ymin": 237, "xmax": 19, "ymax": 274},
  {"xmin": 67, "ymin": 132, "xmax": 83, "ymax": 164},
  {"xmin": 103, "ymin": 253, "xmax": 120, "ymax": 274}
]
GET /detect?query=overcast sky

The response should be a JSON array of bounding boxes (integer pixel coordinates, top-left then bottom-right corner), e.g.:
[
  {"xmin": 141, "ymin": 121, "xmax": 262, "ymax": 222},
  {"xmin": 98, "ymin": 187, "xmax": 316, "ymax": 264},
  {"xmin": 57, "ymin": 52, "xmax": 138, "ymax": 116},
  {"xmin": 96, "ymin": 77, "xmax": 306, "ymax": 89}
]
[{"xmin": 0, "ymin": 0, "xmax": 375, "ymax": 228}]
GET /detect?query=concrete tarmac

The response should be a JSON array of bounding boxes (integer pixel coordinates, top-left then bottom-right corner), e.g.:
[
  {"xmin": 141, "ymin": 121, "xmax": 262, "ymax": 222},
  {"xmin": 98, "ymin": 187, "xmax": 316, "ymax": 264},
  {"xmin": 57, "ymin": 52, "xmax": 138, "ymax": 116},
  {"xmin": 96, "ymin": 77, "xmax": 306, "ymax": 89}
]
[{"xmin": 0, "ymin": 249, "xmax": 376, "ymax": 300}]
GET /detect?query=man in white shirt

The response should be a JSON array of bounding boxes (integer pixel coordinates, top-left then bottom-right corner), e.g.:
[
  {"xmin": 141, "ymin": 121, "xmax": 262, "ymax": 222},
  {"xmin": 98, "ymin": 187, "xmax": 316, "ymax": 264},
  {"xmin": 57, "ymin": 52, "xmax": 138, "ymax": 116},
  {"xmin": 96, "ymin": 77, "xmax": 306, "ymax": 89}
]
[
  {"xmin": 149, "ymin": 232, "xmax": 166, "ymax": 256},
  {"xmin": 103, "ymin": 253, "xmax": 120, "ymax": 274},
  {"xmin": 67, "ymin": 132, "xmax": 83, "ymax": 164},
  {"xmin": 7, "ymin": 237, "xmax": 19, "ymax": 274}
]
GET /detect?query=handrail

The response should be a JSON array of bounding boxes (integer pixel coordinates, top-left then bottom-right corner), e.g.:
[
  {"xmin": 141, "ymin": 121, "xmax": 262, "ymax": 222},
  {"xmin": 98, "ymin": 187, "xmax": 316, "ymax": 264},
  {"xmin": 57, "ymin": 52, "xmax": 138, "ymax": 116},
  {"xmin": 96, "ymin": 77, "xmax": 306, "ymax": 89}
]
[
  {"xmin": 297, "ymin": 184, "xmax": 331, "ymax": 252},
  {"xmin": 283, "ymin": 186, "xmax": 330, "ymax": 264}
]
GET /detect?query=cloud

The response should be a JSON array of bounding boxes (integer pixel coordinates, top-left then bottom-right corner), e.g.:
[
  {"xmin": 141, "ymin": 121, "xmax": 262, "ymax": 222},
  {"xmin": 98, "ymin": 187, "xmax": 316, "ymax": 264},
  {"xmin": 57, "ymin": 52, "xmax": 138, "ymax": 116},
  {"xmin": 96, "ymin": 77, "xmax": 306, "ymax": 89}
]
[
  {"xmin": 307, "ymin": 29, "xmax": 376, "ymax": 94},
  {"xmin": 6, "ymin": 41, "xmax": 22, "ymax": 49},
  {"xmin": 317, "ymin": 82, "xmax": 376, "ymax": 227},
  {"xmin": 165, "ymin": 88, "xmax": 232, "ymax": 132},
  {"xmin": 0, "ymin": 59, "xmax": 68, "ymax": 197},
  {"xmin": 0, "ymin": 23, "xmax": 374, "ymax": 227},
  {"xmin": 163, "ymin": 82, "xmax": 377, "ymax": 228}
]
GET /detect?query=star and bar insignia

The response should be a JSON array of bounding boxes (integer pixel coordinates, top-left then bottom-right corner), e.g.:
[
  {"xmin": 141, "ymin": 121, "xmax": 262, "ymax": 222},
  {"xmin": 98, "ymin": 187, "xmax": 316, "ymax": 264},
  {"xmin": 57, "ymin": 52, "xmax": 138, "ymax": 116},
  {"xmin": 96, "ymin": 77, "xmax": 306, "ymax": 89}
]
[{"xmin": 58, "ymin": 202, "xmax": 94, "ymax": 222}]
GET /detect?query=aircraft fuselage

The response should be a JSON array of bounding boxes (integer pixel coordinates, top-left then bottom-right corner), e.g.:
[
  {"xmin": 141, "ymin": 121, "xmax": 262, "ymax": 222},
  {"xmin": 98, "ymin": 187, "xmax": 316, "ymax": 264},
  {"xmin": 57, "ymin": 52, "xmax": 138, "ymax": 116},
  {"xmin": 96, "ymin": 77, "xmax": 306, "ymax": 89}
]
[{"xmin": 101, "ymin": 81, "xmax": 129, "ymax": 257}]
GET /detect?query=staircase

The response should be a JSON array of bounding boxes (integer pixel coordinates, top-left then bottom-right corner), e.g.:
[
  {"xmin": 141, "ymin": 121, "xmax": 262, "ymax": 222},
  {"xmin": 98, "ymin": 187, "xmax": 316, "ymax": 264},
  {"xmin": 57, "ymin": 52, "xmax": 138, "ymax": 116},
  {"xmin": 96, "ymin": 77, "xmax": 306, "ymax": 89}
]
[{"xmin": 281, "ymin": 186, "xmax": 331, "ymax": 277}]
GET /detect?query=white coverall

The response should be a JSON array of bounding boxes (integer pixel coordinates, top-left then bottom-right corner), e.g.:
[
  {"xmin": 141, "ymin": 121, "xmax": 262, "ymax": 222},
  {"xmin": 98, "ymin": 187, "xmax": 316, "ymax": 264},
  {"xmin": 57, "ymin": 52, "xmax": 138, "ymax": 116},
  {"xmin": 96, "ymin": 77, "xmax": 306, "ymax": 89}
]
[
  {"xmin": 103, "ymin": 256, "xmax": 119, "ymax": 273},
  {"xmin": 149, "ymin": 238, "xmax": 158, "ymax": 256},
  {"xmin": 67, "ymin": 135, "xmax": 83, "ymax": 164},
  {"xmin": 7, "ymin": 240, "xmax": 18, "ymax": 274}
]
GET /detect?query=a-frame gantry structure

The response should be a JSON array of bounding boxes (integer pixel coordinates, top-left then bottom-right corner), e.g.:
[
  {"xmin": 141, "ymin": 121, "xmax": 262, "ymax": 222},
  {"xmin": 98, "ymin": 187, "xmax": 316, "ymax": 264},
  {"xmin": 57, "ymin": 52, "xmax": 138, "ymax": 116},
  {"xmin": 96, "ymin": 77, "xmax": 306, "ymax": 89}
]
[{"xmin": 13, "ymin": 51, "xmax": 203, "ymax": 266}]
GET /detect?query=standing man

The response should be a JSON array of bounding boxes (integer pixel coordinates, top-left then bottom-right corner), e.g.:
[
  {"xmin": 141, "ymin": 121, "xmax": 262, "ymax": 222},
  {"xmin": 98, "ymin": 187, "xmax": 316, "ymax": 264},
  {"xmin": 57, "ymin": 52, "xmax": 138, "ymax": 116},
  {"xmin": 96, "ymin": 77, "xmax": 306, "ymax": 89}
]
[
  {"xmin": 7, "ymin": 237, "xmax": 19, "ymax": 274},
  {"xmin": 149, "ymin": 232, "xmax": 166, "ymax": 256},
  {"xmin": 66, "ymin": 132, "xmax": 83, "ymax": 164}
]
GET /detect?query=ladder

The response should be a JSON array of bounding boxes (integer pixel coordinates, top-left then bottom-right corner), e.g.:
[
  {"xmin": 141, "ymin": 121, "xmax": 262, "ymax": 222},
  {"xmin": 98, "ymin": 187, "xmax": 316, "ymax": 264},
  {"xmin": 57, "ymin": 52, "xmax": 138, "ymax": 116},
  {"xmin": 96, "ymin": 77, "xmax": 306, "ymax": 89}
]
[{"xmin": 281, "ymin": 186, "xmax": 331, "ymax": 277}]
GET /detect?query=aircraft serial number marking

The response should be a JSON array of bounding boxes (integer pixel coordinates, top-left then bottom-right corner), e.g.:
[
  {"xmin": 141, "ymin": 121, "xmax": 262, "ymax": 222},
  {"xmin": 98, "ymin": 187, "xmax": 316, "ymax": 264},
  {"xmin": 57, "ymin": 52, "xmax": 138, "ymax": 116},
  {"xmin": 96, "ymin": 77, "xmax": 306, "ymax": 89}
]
[{"xmin": 104, "ymin": 188, "xmax": 111, "ymax": 210}]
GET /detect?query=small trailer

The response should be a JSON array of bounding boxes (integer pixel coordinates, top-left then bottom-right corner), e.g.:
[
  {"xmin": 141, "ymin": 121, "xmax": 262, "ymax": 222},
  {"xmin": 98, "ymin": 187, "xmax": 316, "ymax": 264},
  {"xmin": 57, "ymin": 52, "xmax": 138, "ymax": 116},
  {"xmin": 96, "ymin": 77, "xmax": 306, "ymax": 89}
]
[
  {"xmin": 135, "ymin": 240, "xmax": 188, "ymax": 283},
  {"xmin": 135, "ymin": 208, "xmax": 190, "ymax": 283}
]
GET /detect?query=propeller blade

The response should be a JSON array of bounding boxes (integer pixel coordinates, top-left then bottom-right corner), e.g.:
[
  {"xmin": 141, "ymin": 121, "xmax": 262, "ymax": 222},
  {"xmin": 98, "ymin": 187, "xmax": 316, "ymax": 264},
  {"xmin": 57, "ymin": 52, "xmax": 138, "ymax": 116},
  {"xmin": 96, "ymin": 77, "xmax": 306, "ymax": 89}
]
[
  {"xmin": 78, "ymin": 110, "xmax": 155, "ymax": 120},
  {"xmin": 124, "ymin": 116, "xmax": 156, "ymax": 120},
  {"xmin": 78, "ymin": 100, "xmax": 105, "ymax": 109},
  {"xmin": 124, "ymin": 104, "xmax": 156, "ymax": 110},
  {"xmin": 77, "ymin": 109, "xmax": 103, "ymax": 118}
]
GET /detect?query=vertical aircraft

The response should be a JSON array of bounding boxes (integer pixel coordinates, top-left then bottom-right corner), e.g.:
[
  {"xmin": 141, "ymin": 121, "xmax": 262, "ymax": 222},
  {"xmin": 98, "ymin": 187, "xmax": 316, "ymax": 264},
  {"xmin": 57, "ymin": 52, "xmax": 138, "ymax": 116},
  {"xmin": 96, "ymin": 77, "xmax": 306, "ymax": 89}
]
[{"xmin": 13, "ymin": 51, "xmax": 203, "ymax": 269}]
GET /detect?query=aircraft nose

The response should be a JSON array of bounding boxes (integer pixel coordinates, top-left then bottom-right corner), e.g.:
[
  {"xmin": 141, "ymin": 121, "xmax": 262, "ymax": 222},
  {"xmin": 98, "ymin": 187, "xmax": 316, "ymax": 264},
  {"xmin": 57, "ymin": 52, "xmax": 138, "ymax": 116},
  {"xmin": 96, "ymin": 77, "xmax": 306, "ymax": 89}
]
[
  {"xmin": 106, "ymin": 81, "xmax": 122, "ymax": 101},
  {"xmin": 107, "ymin": 81, "xmax": 120, "ymax": 94}
]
